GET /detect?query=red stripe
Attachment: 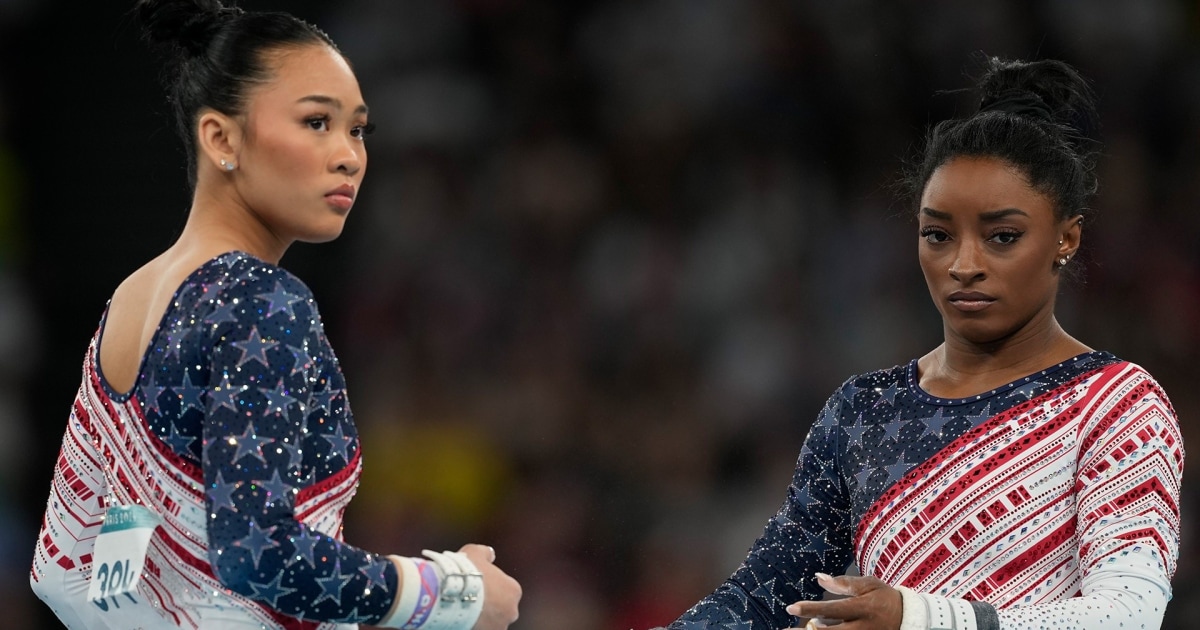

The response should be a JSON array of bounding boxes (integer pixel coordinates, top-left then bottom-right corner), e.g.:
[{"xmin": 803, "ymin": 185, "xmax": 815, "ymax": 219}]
[
  {"xmin": 985, "ymin": 556, "xmax": 1075, "ymax": 605},
  {"xmin": 295, "ymin": 450, "xmax": 361, "ymax": 516},
  {"xmin": 155, "ymin": 523, "xmax": 215, "ymax": 579},
  {"xmin": 140, "ymin": 577, "xmax": 183, "ymax": 626},
  {"xmin": 991, "ymin": 518, "xmax": 1077, "ymax": 585},
  {"xmin": 50, "ymin": 483, "xmax": 102, "ymax": 532},
  {"xmin": 1077, "ymin": 373, "xmax": 1150, "ymax": 457}
]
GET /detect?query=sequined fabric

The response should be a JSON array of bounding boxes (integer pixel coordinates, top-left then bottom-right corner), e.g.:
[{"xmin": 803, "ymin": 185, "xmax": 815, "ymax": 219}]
[
  {"xmin": 31, "ymin": 251, "xmax": 395, "ymax": 629},
  {"xmin": 670, "ymin": 353, "xmax": 1183, "ymax": 629}
]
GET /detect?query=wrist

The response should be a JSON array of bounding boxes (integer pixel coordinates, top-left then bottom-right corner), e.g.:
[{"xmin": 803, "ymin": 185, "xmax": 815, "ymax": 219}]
[
  {"xmin": 896, "ymin": 586, "xmax": 982, "ymax": 630},
  {"xmin": 896, "ymin": 586, "xmax": 928, "ymax": 630},
  {"xmin": 377, "ymin": 555, "xmax": 439, "ymax": 629},
  {"xmin": 375, "ymin": 550, "xmax": 485, "ymax": 630}
]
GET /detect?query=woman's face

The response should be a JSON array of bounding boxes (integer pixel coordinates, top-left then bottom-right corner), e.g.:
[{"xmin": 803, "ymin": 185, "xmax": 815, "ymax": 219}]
[
  {"xmin": 918, "ymin": 156, "xmax": 1078, "ymax": 346},
  {"xmin": 233, "ymin": 44, "xmax": 370, "ymax": 244}
]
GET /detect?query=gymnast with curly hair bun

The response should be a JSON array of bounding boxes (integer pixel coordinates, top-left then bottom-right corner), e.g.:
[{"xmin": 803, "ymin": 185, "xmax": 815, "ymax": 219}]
[{"xmin": 668, "ymin": 55, "xmax": 1183, "ymax": 630}]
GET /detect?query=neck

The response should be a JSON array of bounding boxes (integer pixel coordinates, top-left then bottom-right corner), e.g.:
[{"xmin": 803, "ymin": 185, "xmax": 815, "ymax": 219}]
[
  {"xmin": 173, "ymin": 181, "xmax": 289, "ymax": 265},
  {"xmin": 935, "ymin": 306, "xmax": 1089, "ymax": 380}
]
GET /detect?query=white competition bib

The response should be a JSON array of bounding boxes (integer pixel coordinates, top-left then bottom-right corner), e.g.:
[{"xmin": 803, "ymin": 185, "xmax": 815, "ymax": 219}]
[{"xmin": 87, "ymin": 504, "xmax": 162, "ymax": 605}]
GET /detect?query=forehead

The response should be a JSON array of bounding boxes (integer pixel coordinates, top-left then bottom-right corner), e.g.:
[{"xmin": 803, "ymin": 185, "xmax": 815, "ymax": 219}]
[
  {"xmin": 921, "ymin": 156, "xmax": 1054, "ymax": 216},
  {"xmin": 249, "ymin": 44, "xmax": 364, "ymax": 108}
]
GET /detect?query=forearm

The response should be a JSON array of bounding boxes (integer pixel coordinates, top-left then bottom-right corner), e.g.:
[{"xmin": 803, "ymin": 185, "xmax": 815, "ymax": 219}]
[
  {"xmin": 670, "ymin": 579, "xmax": 786, "ymax": 629},
  {"xmin": 898, "ymin": 560, "xmax": 1170, "ymax": 630},
  {"xmin": 31, "ymin": 416, "xmax": 110, "ymax": 629}
]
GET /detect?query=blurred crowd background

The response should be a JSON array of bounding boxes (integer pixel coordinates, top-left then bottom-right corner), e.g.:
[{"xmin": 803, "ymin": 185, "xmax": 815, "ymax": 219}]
[{"xmin": 3, "ymin": 1, "xmax": 1200, "ymax": 628}]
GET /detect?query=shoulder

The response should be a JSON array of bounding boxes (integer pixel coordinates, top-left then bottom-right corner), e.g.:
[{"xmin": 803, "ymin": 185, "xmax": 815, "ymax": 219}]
[
  {"xmin": 833, "ymin": 363, "xmax": 910, "ymax": 406},
  {"xmin": 203, "ymin": 252, "xmax": 315, "ymax": 299},
  {"xmin": 181, "ymin": 252, "xmax": 323, "ymax": 338},
  {"xmin": 1101, "ymin": 357, "xmax": 1175, "ymax": 405},
  {"xmin": 183, "ymin": 252, "xmax": 316, "ymax": 312},
  {"xmin": 814, "ymin": 363, "xmax": 909, "ymax": 425},
  {"xmin": 1081, "ymin": 352, "xmax": 1166, "ymax": 393},
  {"xmin": 1077, "ymin": 354, "xmax": 1180, "ymax": 428}
]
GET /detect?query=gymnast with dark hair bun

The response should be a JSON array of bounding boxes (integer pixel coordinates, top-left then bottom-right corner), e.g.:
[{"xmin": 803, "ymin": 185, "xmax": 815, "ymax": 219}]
[
  {"xmin": 668, "ymin": 56, "xmax": 1183, "ymax": 630},
  {"xmin": 29, "ymin": 1, "xmax": 521, "ymax": 628}
]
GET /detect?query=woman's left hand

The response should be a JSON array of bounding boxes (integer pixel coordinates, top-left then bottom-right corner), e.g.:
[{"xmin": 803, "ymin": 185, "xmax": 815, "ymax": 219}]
[{"xmin": 784, "ymin": 573, "xmax": 902, "ymax": 630}]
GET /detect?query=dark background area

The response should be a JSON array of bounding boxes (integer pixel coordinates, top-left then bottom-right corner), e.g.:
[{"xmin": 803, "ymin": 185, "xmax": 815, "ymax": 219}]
[{"xmin": 2, "ymin": 1, "xmax": 1199, "ymax": 628}]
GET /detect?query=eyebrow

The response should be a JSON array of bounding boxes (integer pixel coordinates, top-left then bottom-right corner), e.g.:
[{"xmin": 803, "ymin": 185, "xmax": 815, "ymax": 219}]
[
  {"xmin": 297, "ymin": 94, "xmax": 369, "ymax": 115},
  {"xmin": 921, "ymin": 207, "xmax": 1029, "ymax": 221}
]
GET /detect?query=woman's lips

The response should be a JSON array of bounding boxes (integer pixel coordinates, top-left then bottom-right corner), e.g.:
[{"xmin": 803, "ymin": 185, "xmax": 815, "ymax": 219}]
[
  {"xmin": 948, "ymin": 292, "xmax": 995, "ymax": 312},
  {"xmin": 325, "ymin": 193, "xmax": 354, "ymax": 211},
  {"xmin": 325, "ymin": 185, "xmax": 356, "ymax": 211}
]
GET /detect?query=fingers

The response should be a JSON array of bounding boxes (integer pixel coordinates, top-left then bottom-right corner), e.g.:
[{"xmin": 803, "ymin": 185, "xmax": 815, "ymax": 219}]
[
  {"xmin": 787, "ymin": 597, "xmax": 860, "ymax": 621},
  {"xmin": 787, "ymin": 618, "xmax": 845, "ymax": 630},
  {"xmin": 815, "ymin": 573, "xmax": 886, "ymax": 597},
  {"xmin": 788, "ymin": 575, "xmax": 902, "ymax": 629},
  {"xmin": 458, "ymin": 543, "xmax": 498, "ymax": 565}
]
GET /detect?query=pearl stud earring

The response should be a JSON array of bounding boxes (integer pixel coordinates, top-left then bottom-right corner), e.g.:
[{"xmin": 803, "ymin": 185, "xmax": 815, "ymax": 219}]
[{"xmin": 220, "ymin": 159, "xmax": 236, "ymax": 171}]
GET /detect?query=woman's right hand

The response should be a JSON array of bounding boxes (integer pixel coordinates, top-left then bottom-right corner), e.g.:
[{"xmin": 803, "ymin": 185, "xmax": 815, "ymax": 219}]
[{"xmin": 458, "ymin": 543, "xmax": 521, "ymax": 630}]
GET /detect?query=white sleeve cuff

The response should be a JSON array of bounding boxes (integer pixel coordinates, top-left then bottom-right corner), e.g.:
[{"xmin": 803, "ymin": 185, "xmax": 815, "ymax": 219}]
[
  {"xmin": 896, "ymin": 586, "xmax": 980, "ymax": 630},
  {"xmin": 897, "ymin": 586, "xmax": 929, "ymax": 630}
]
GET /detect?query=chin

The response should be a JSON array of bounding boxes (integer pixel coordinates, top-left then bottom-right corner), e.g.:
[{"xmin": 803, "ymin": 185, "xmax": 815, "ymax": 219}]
[
  {"xmin": 312, "ymin": 215, "xmax": 352, "ymax": 242},
  {"xmin": 949, "ymin": 322, "xmax": 1019, "ymax": 347},
  {"xmin": 300, "ymin": 225, "xmax": 347, "ymax": 244}
]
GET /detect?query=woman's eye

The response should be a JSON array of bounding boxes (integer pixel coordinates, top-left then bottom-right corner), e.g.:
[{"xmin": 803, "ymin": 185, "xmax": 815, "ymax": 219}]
[
  {"xmin": 989, "ymin": 231, "xmax": 1023, "ymax": 245},
  {"xmin": 351, "ymin": 122, "xmax": 376, "ymax": 140},
  {"xmin": 306, "ymin": 117, "xmax": 329, "ymax": 131},
  {"xmin": 920, "ymin": 227, "xmax": 949, "ymax": 243}
]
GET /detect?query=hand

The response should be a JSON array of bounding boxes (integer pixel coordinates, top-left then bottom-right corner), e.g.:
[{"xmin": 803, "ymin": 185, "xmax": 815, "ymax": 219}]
[
  {"xmin": 459, "ymin": 543, "xmax": 521, "ymax": 630},
  {"xmin": 785, "ymin": 573, "xmax": 902, "ymax": 630}
]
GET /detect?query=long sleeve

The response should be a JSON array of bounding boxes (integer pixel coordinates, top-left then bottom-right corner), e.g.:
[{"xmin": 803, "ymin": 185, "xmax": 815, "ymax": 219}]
[
  {"xmin": 986, "ymin": 372, "xmax": 1182, "ymax": 629},
  {"xmin": 671, "ymin": 386, "xmax": 857, "ymax": 629},
  {"xmin": 201, "ymin": 269, "xmax": 399, "ymax": 624},
  {"xmin": 30, "ymin": 393, "xmax": 112, "ymax": 630}
]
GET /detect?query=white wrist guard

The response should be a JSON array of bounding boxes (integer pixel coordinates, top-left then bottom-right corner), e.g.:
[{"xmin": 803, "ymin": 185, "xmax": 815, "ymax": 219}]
[
  {"xmin": 895, "ymin": 586, "xmax": 981, "ymax": 630},
  {"xmin": 376, "ymin": 551, "xmax": 484, "ymax": 630},
  {"xmin": 420, "ymin": 550, "xmax": 485, "ymax": 630},
  {"xmin": 896, "ymin": 586, "xmax": 929, "ymax": 630}
]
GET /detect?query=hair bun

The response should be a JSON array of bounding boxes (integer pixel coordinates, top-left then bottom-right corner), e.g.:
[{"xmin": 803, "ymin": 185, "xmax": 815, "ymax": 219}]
[
  {"xmin": 136, "ymin": 0, "xmax": 242, "ymax": 56},
  {"xmin": 975, "ymin": 56, "xmax": 1098, "ymax": 140}
]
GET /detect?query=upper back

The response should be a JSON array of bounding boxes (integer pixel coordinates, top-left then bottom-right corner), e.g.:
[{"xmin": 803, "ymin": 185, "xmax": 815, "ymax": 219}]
[{"xmin": 99, "ymin": 252, "xmax": 220, "ymax": 394}]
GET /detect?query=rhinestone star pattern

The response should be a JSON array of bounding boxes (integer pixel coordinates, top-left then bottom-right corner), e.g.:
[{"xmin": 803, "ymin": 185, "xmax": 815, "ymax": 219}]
[
  {"xmin": 117, "ymin": 252, "xmax": 394, "ymax": 624},
  {"xmin": 670, "ymin": 352, "xmax": 1131, "ymax": 629}
]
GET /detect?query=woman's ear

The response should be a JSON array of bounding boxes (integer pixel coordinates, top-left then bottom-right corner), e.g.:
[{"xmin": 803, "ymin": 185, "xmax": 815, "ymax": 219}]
[
  {"xmin": 1058, "ymin": 214, "xmax": 1083, "ymax": 259},
  {"xmin": 196, "ymin": 109, "xmax": 243, "ymax": 173}
]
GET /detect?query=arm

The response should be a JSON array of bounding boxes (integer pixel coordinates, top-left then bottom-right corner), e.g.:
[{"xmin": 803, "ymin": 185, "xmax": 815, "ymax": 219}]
[
  {"xmin": 989, "ymin": 373, "xmax": 1182, "ymax": 629},
  {"xmin": 202, "ymin": 274, "xmax": 400, "ymax": 624},
  {"xmin": 30, "ymin": 397, "xmax": 111, "ymax": 629},
  {"xmin": 670, "ymin": 388, "xmax": 856, "ymax": 629}
]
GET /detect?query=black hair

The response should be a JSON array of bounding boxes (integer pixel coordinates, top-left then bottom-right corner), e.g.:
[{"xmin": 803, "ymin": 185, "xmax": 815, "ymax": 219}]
[
  {"xmin": 135, "ymin": 0, "xmax": 340, "ymax": 188},
  {"xmin": 906, "ymin": 55, "xmax": 1100, "ymax": 220}
]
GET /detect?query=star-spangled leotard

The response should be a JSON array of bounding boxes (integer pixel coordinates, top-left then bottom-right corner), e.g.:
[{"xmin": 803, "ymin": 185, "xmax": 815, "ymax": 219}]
[
  {"xmin": 671, "ymin": 352, "xmax": 1183, "ymax": 629},
  {"xmin": 32, "ymin": 252, "xmax": 398, "ymax": 629}
]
